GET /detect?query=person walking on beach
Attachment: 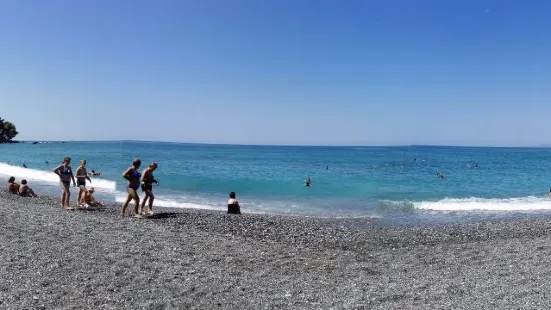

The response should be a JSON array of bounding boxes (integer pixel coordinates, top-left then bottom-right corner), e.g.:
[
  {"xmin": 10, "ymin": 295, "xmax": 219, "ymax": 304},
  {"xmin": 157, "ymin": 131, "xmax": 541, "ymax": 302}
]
[
  {"xmin": 140, "ymin": 162, "xmax": 159, "ymax": 216},
  {"xmin": 227, "ymin": 191, "xmax": 241, "ymax": 214},
  {"xmin": 121, "ymin": 158, "xmax": 142, "ymax": 218},
  {"xmin": 75, "ymin": 159, "xmax": 92, "ymax": 207},
  {"xmin": 53, "ymin": 157, "xmax": 76, "ymax": 210}
]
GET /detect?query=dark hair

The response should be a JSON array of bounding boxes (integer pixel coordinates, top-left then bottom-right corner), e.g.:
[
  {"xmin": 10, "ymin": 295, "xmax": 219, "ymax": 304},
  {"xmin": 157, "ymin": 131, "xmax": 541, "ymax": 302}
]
[
  {"xmin": 8, "ymin": 176, "xmax": 15, "ymax": 183},
  {"xmin": 132, "ymin": 158, "xmax": 142, "ymax": 167},
  {"xmin": 21, "ymin": 179, "xmax": 27, "ymax": 185},
  {"xmin": 229, "ymin": 191, "xmax": 236, "ymax": 199},
  {"xmin": 63, "ymin": 156, "xmax": 71, "ymax": 163},
  {"xmin": 150, "ymin": 162, "xmax": 158, "ymax": 168}
]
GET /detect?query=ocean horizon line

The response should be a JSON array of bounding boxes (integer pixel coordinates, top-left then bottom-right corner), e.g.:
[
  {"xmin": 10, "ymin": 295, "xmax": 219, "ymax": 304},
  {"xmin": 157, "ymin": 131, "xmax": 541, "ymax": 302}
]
[{"xmin": 8, "ymin": 139, "xmax": 551, "ymax": 149}]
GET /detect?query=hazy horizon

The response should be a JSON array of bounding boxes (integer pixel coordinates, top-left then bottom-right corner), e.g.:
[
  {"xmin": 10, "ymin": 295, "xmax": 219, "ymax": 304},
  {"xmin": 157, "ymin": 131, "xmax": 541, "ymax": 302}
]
[{"xmin": 8, "ymin": 139, "xmax": 551, "ymax": 149}]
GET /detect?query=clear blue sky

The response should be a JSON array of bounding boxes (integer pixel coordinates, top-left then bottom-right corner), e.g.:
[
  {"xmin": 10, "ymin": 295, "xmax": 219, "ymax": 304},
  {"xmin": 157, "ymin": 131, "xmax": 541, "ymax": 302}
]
[{"xmin": 1, "ymin": 0, "xmax": 550, "ymax": 146}]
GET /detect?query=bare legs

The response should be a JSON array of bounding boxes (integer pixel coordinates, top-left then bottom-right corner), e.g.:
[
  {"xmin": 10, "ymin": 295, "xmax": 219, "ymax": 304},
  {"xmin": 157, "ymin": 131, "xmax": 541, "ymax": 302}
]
[
  {"xmin": 140, "ymin": 190, "xmax": 154, "ymax": 215},
  {"xmin": 77, "ymin": 186, "xmax": 86, "ymax": 206},
  {"xmin": 60, "ymin": 182, "xmax": 71, "ymax": 209},
  {"xmin": 121, "ymin": 187, "xmax": 140, "ymax": 217}
]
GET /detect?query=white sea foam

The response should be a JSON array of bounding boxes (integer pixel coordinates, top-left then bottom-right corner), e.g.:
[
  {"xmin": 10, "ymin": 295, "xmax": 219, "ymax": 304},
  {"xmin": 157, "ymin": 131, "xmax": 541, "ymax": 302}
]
[
  {"xmin": 0, "ymin": 162, "xmax": 117, "ymax": 190},
  {"xmin": 413, "ymin": 196, "xmax": 551, "ymax": 211}
]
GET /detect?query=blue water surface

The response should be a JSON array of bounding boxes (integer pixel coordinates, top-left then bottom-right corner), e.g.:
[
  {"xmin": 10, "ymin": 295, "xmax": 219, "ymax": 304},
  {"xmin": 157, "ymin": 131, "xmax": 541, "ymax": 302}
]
[{"xmin": 2, "ymin": 141, "xmax": 551, "ymax": 226}]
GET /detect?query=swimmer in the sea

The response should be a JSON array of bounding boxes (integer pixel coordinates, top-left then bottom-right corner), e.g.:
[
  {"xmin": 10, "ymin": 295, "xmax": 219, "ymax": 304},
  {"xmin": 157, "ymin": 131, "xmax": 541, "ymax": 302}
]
[
  {"xmin": 88, "ymin": 170, "xmax": 101, "ymax": 176},
  {"xmin": 305, "ymin": 177, "xmax": 312, "ymax": 187},
  {"xmin": 23, "ymin": 164, "xmax": 27, "ymax": 168},
  {"xmin": 121, "ymin": 158, "xmax": 142, "ymax": 218}
]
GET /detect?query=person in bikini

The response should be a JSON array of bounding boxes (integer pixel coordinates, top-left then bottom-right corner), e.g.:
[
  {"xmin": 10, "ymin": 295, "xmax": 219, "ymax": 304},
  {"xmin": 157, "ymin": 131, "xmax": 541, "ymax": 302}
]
[
  {"xmin": 121, "ymin": 158, "xmax": 142, "ymax": 218},
  {"xmin": 227, "ymin": 191, "xmax": 242, "ymax": 214},
  {"xmin": 75, "ymin": 159, "xmax": 92, "ymax": 207},
  {"xmin": 18, "ymin": 179, "xmax": 37, "ymax": 197},
  {"xmin": 53, "ymin": 157, "xmax": 76, "ymax": 210},
  {"xmin": 7, "ymin": 176, "xmax": 20, "ymax": 194},
  {"xmin": 140, "ymin": 162, "xmax": 159, "ymax": 216},
  {"xmin": 82, "ymin": 187, "xmax": 105, "ymax": 208}
]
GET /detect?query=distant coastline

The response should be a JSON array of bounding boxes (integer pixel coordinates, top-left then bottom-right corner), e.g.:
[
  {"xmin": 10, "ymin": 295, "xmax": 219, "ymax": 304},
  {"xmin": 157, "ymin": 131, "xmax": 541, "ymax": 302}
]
[{"xmin": 6, "ymin": 139, "xmax": 551, "ymax": 149}]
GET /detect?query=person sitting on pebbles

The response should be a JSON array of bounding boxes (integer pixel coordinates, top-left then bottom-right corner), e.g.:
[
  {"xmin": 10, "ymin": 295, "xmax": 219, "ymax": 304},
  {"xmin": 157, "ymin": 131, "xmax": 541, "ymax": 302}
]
[
  {"xmin": 18, "ymin": 179, "xmax": 38, "ymax": 197},
  {"xmin": 82, "ymin": 187, "xmax": 105, "ymax": 208},
  {"xmin": 7, "ymin": 176, "xmax": 20, "ymax": 194},
  {"xmin": 227, "ymin": 191, "xmax": 242, "ymax": 215}
]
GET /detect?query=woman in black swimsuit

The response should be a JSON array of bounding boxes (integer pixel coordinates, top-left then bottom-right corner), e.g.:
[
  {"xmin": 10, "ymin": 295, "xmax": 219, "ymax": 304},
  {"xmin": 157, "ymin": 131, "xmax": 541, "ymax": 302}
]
[
  {"xmin": 121, "ymin": 158, "xmax": 142, "ymax": 218},
  {"xmin": 75, "ymin": 159, "xmax": 92, "ymax": 207},
  {"xmin": 53, "ymin": 157, "xmax": 76, "ymax": 210},
  {"xmin": 140, "ymin": 162, "xmax": 159, "ymax": 216}
]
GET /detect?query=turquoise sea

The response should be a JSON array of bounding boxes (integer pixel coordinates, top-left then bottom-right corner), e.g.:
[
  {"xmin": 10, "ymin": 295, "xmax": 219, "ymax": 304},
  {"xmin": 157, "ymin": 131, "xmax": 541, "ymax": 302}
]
[{"xmin": 2, "ymin": 141, "xmax": 551, "ymax": 226}]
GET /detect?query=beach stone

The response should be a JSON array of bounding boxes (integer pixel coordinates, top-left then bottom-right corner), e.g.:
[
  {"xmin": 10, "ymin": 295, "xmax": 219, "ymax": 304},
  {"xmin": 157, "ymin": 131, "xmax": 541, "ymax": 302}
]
[{"xmin": 3, "ymin": 191, "xmax": 551, "ymax": 309}]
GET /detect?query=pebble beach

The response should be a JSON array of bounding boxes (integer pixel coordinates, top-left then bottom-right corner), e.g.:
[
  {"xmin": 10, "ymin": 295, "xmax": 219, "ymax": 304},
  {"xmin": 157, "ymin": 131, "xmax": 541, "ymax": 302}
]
[{"xmin": 2, "ymin": 190, "xmax": 551, "ymax": 309}]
